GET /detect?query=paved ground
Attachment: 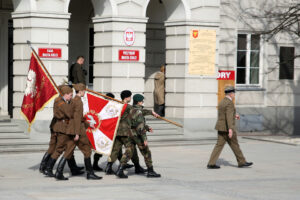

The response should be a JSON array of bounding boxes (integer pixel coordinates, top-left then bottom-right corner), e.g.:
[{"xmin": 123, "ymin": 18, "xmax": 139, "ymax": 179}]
[{"xmin": 0, "ymin": 137, "xmax": 299, "ymax": 200}]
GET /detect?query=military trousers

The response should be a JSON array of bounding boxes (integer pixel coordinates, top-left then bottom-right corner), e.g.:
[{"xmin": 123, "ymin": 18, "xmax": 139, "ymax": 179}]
[
  {"xmin": 109, "ymin": 136, "xmax": 139, "ymax": 164},
  {"xmin": 64, "ymin": 134, "xmax": 92, "ymax": 159},
  {"xmin": 47, "ymin": 133, "xmax": 58, "ymax": 155},
  {"xmin": 208, "ymin": 131, "xmax": 246, "ymax": 166},
  {"xmin": 51, "ymin": 133, "xmax": 73, "ymax": 160},
  {"xmin": 120, "ymin": 136, "xmax": 153, "ymax": 168}
]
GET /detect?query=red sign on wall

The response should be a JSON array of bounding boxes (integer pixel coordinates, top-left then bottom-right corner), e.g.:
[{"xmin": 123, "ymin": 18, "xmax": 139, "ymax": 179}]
[
  {"xmin": 217, "ymin": 70, "xmax": 235, "ymax": 80},
  {"xmin": 38, "ymin": 48, "xmax": 62, "ymax": 58},
  {"xmin": 119, "ymin": 50, "xmax": 139, "ymax": 61}
]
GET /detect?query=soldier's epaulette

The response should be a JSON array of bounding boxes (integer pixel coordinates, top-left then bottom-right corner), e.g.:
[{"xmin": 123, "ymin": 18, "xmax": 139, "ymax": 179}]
[{"xmin": 58, "ymin": 101, "xmax": 65, "ymax": 107}]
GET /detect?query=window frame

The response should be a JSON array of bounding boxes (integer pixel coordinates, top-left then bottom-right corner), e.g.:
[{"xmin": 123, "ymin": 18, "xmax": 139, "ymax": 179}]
[{"xmin": 236, "ymin": 33, "xmax": 264, "ymax": 88}]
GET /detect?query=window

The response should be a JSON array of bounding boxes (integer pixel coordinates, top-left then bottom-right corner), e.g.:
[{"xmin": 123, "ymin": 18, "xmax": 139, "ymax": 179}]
[
  {"xmin": 237, "ymin": 34, "xmax": 261, "ymax": 85},
  {"xmin": 279, "ymin": 47, "xmax": 294, "ymax": 80}
]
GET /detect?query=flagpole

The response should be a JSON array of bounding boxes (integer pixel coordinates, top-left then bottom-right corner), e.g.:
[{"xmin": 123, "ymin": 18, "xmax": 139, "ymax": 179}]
[
  {"xmin": 86, "ymin": 89, "xmax": 183, "ymax": 128},
  {"xmin": 86, "ymin": 88, "xmax": 124, "ymax": 104},
  {"xmin": 26, "ymin": 40, "xmax": 62, "ymax": 96}
]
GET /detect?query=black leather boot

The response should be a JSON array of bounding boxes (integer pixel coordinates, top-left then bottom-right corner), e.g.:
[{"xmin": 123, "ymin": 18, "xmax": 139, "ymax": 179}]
[
  {"xmin": 69, "ymin": 155, "xmax": 84, "ymax": 171},
  {"xmin": 55, "ymin": 157, "xmax": 68, "ymax": 180},
  {"xmin": 39, "ymin": 152, "xmax": 51, "ymax": 173},
  {"xmin": 93, "ymin": 153, "xmax": 103, "ymax": 171},
  {"xmin": 43, "ymin": 157, "xmax": 56, "ymax": 177},
  {"xmin": 147, "ymin": 166, "xmax": 161, "ymax": 178},
  {"xmin": 134, "ymin": 163, "xmax": 147, "ymax": 174},
  {"xmin": 124, "ymin": 163, "xmax": 134, "ymax": 169},
  {"xmin": 105, "ymin": 162, "xmax": 114, "ymax": 175},
  {"xmin": 85, "ymin": 157, "xmax": 102, "ymax": 180},
  {"xmin": 116, "ymin": 164, "xmax": 128, "ymax": 179},
  {"xmin": 67, "ymin": 157, "xmax": 84, "ymax": 176}
]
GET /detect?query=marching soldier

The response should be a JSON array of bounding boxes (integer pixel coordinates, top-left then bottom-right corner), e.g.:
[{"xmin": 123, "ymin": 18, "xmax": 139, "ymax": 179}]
[
  {"xmin": 54, "ymin": 83, "xmax": 102, "ymax": 180},
  {"xmin": 207, "ymin": 86, "xmax": 253, "ymax": 169},
  {"xmin": 39, "ymin": 87, "xmax": 83, "ymax": 174},
  {"xmin": 43, "ymin": 85, "xmax": 83, "ymax": 177},
  {"xmin": 105, "ymin": 90, "xmax": 146, "ymax": 175},
  {"xmin": 116, "ymin": 94, "xmax": 161, "ymax": 178},
  {"xmin": 93, "ymin": 92, "xmax": 135, "ymax": 172}
]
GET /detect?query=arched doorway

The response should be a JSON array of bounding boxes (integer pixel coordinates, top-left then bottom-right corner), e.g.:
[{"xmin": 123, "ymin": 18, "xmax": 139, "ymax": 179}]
[
  {"xmin": 68, "ymin": 0, "xmax": 94, "ymax": 86},
  {"xmin": 144, "ymin": 0, "xmax": 166, "ymax": 111},
  {"xmin": 0, "ymin": 0, "xmax": 14, "ymax": 117},
  {"xmin": 144, "ymin": 0, "xmax": 187, "ymax": 114}
]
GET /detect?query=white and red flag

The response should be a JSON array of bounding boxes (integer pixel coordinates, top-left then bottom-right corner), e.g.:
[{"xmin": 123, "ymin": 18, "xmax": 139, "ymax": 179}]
[
  {"xmin": 21, "ymin": 53, "xmax": 58, "ymax": 130},
  {"xmin": 82, "ymin": 91, "xmax": 127, "ymax": 155}
]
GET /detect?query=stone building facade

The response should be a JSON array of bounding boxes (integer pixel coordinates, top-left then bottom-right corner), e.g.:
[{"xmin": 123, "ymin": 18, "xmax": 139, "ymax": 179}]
[{"xmin": 0, "ymin": 0, "xmax": 299, "ymax": 135}]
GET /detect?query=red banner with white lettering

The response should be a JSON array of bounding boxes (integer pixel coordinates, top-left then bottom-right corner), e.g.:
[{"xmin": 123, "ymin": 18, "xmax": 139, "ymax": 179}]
[{"xmin": 217, "ymin": 70, "xmax": 235, "ymax": 80}]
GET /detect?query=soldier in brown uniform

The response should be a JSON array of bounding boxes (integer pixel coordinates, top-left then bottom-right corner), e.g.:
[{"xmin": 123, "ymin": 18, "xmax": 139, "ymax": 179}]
[
  {"xmin": 39, "ymin": 86, "xmax": 83, "ymax": 174},
  {"xmin": 207, "ymin": 86, "xmax": 253, "ymax": 169},
  {"xmin": 43, "ymin": 85, "xmax": 75, "ymax": 177},
  {"xmin": 54, "ymin": 83, "xmax": 101, "ymax": 180}
]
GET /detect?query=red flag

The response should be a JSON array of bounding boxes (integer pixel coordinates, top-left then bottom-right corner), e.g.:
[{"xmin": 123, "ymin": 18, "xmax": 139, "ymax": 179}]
[
  {"xmin": 21, "ymin": 53, "xmax": 58, "ymax": 130},
  {"xmin": 82, "ymin": 91, "xmax": 127, "ymax": 155}
]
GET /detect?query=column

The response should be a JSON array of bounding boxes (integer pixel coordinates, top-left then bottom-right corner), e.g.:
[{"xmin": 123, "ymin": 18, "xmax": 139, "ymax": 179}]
[
  {"xmin": 12, "ymin": 12, "xmax": 70, "ymax": 123},
  {"xmin": 165, "ymin": 21, "xmax": 220, "ymax": 134},
  {"xmin": 92, "ymin": 17, "xmax": 148, "ymax": 98}
]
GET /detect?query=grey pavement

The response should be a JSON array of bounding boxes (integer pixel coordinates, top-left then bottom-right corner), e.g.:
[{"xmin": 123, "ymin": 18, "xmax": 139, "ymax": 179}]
[{"xmin": 0, "ymin": 137, "xmax": 299, "ymax": 200}]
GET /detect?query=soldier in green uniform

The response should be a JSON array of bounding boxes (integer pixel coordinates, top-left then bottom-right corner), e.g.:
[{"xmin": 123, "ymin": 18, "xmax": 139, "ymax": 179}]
[
  {"xmin": 93, "ymin": 93, "xmax": 134, "ymax": 171},
  {"xmin": 105, "ymin": 90, "xmax": 146, "ymax": 175},
  {"xmin": 116, "ymin": 94, "xmax": 161, "ymax": 178},
  {"xmin": 54, "ymin": 83, "xmax": 102, "ymax": 180},
  {"xmin": 207, "ymin": 86, "xmax": 253, "ymax": 169}
]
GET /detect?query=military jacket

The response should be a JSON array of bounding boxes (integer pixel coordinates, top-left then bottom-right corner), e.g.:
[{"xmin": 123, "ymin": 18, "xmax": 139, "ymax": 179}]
[
  {"xmin": 72, "ymin": 63, "xmax": 86, "ymax": 84},
  {"xmin": 52, "ymin": 97, "xmax": 72, "ymax": 134},
  {"xmin": 130, "ymin": 104, "xmax": 151, "ymax": 141},
  {"xmin": 215, "ymin": 97, "xmax": 236, "ymax": 132},
  {"xmin": 66, "ymin": 96, "xmax": 88, "ymax": 136},
  {"xmin": 116, "ymin": 104, "xmax": 133, "ymax": 137}
]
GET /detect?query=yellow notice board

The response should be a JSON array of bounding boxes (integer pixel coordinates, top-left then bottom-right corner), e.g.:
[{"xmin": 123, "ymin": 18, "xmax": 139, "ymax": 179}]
[{"xmin": 188, "ymin": 29, "xmax": 216, "ymax": 75}]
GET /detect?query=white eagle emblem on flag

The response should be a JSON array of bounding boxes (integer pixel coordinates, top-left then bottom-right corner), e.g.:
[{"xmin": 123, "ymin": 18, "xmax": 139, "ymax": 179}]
[{"xmin": 24, "ymin": 69, "xmax": 37, "ymax": 98}]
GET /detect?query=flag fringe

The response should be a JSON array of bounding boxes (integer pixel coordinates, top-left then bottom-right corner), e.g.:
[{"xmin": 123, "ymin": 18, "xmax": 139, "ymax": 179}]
[{"xmin": 21, "ymin": 93, "xmax": 58, "ymax": 132}]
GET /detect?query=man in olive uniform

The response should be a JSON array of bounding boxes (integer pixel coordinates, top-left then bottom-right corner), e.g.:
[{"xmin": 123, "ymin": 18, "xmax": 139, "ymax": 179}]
[
  {"xmin": 116, "ymin": 94, "xmax": 161, "ymax": 178},
  {"xmin": 207, "ymin": 86, "xmax": 253, "ymax": 169},
  {"xmin": 43, "ymin": 85, "xmax": 76, "ymax": 177},
  {"xmin": 54, "ymin": 83, "xmax": 102, "ymax": 180},
  {"xmin": 93, "ymin": 93, "xmax": 135, "ymax": 171},
  {"xmin": 71, "ymin": 56, "xmax": 86, "ymax": 84},
  {"xmin": 105, "ymin": 90, "xmax": 146, "ymax": 176}
]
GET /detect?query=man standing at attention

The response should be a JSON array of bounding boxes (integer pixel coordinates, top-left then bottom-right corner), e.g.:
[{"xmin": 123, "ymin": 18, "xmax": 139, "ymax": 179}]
[
  {"xmin": 207, "ymin": 86, "xmax": 253, "ymax": 169},
  {"xmin": 71, "ymin": 56, "xmax": 86, "ymax": 84}
]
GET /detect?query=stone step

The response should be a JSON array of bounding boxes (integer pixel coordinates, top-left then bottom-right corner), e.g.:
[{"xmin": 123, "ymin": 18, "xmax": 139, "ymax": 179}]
[
  {"xmin": 0, "ymin": 122, "xmax": 19, "ymax": 127},
  {"xmin": 0, "ymin": 115, "xmax": 10, "ymax": 122},
  {"xmin": 0, "ymin": 138, "xmax": 217, "ymax": 153},
  {"xmin": 0, "ymin": 126, "xmax": 24, "ymax": 133},
  {"xmin": 0, "ymin": 133, "xmax": 29, "ymax": 139}
]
